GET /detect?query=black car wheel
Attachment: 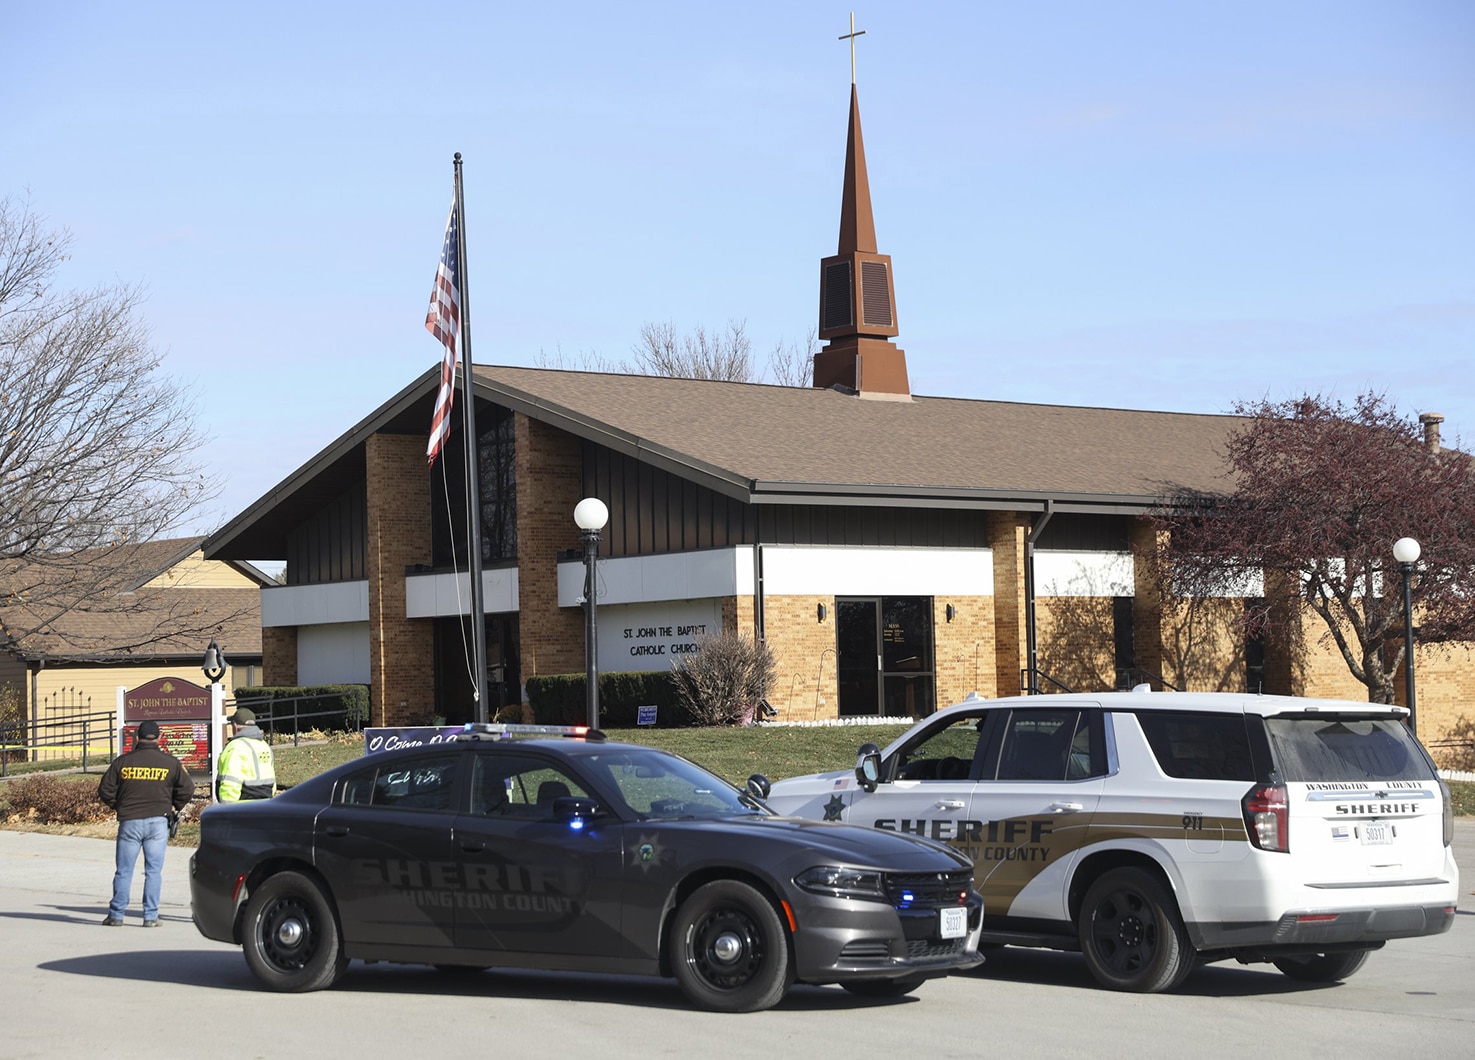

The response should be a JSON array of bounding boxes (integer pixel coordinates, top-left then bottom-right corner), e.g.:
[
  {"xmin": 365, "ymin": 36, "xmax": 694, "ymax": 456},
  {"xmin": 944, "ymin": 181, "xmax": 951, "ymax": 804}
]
[
  {"xmin": 840, "ymin": 973, "xmax": 927, "ymax": 998},
  {"xmin": 1273, "ymin": 949, "xmax": 1371, "ymax": 982},
  {"xmin": 242, "ymin": 871, "xmax": 347, "ymax": 992},
  {"xmin": 1078, "ymin": 867, "xmax": 1194, "ymax": 993},
  {"xmin": 669, "ymin": 880, "xmax": 793, "ymax": 1012}
]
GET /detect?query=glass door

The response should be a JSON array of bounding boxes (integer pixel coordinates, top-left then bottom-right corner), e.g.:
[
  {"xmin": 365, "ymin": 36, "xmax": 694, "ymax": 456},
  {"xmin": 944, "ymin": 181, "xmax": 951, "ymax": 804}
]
[
  {"xmin": 836, "ymin": 598, "xmax": 881, "ymax": 718},
  {"xmin": 836, "ymin": 596, "xmax": 936, "ymax": 718}
]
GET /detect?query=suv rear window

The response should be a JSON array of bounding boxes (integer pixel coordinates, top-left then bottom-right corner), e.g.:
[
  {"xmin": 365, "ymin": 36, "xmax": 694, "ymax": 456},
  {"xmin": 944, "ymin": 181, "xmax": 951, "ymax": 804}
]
[
  {"xmin": 1264, "ymin": 716, "xmax": 1434, "ymax": 782},
  {"xmin": 1135, "ymin": 712, "xmax": 1255, "ymax": 781}
]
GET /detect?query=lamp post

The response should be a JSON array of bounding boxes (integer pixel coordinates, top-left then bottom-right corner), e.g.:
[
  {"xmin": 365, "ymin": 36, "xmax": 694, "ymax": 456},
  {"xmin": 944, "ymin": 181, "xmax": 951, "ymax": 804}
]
[
  {"xmin": 202, "ymin": 639, "xmax": 228, "ymax": 799},
  {"xmin": 1392, "ymin": 537, "xmax": 1420, "ymax": 735},
  {"xmin": 574, "ymin": 498, "xmax": 609, "ymax": 729}
]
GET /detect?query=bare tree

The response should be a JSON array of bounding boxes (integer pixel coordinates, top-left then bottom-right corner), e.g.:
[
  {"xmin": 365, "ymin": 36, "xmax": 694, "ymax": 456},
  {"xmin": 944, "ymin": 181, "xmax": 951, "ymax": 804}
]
[
  {"xmin": 766, "ymin": 327, "xmax": 817, "ymax": 387},
  {"xmin": 1149, "ymin": 393, "xmax": 1475, "ymax": 703},
  {"xmin": 532, "ymin": 343, "xmax": 621, "ymax": 372},
  {"xmin": 536, "ymin": 321, "xmax": 815, "ymax": 387},
  {"xmin": 632, "ymin": 319, "xmax": 755, "ymax": 382},
  {"xmin": 0, "ymin": 195, "xmax": 220, "ymax": 651}
]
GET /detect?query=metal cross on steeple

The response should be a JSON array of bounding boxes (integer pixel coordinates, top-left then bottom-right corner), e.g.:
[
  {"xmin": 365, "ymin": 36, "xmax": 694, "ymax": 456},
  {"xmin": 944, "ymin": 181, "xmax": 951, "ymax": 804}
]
[{"xmin": 838, "ymin": 12, "xmax": 866, "ymax": 85}]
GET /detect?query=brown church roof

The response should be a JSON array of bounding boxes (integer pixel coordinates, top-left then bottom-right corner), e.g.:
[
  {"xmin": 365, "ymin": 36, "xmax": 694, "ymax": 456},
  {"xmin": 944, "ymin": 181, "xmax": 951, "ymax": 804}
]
[
  {"xmin": 203, "ymin": 365, "xmax": 1247, "ymax": 561},
  {"xmin": 471, "ymin": 366, "xmax": 1243, "ymax": 509}
]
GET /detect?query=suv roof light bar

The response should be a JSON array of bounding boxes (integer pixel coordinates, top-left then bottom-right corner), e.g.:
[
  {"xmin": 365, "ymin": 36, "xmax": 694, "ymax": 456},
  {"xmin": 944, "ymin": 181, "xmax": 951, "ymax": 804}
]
[{"xmin": 454, "ymin": 722, "xmax": 607, "ymax": 742}]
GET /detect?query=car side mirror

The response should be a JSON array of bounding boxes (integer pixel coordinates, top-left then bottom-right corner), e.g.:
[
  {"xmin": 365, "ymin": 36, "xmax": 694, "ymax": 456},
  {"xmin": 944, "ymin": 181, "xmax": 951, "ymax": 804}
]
[
  {"xmin": 552, "ymin": 796, "xmax": 601, "ymax": 823},
  {"xmin": 855, "ymin": 743, "xmax": 882, "ymax": 793},
  {"xmin": 746, "ymin": 773, "xmax": 771, "ymax": 800}
]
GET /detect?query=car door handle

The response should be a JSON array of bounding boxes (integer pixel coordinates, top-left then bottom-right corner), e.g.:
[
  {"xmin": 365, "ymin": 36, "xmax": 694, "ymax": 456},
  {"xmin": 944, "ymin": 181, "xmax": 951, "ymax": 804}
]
[
  {"xmin": 1047, "ymin": 802, "xmax": 1084, "ymax": 813},
  {"xmin": 322, "ymin": 824, "xmax": 349, "ymax": 837},
  {"xmin": 936, "ymin": 799, "xmax": 966, "ymax": 810},
  {"xmin": 459, "ymin": 840, "xmax": 486, "ymax": 853}
]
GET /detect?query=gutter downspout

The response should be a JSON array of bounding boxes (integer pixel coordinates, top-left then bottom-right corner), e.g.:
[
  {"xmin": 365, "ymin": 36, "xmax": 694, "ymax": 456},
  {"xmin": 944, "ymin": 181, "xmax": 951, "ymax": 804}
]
[
  {"xmin": 753, "ymin": 539, "xmax": 765, "ymax": 643},
  {"xmin": 1024, "ymin": 501, "xmax": 1055, "ymax": 694}
]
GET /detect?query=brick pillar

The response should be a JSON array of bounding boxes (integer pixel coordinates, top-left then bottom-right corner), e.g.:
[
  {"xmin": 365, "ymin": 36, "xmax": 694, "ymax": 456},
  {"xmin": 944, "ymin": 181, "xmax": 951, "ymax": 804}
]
[
  {"xmin": 366, "ymin": 433, "xmax": 434, "ymax": 726},
  {"xmin": 1261, "ymin": 570, "xmax": 1305, "ymax": 697},
  {"xmin": 261, "ymin": 626, "xmax": 298, "ymax": 686},
  {"xmin": 1129, "ymin": 519, "xmax": 1168, "ymax": 689},
  {"xmin": 988, "ymin": 512, "xmax": 1030, "ymax": 699},
  {"xmin": 515, "ymin": 415, "xmax": 586, "ymax": 678}
]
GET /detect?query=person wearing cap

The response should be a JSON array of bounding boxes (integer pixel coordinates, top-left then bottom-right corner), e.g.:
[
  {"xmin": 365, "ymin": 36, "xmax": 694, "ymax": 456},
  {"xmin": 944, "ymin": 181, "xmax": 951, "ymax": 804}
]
[
  {"xmin": 96, "ymin": 720, "xmax": 195, "ymax": 926},
  {"xmin": 216, "ymin": 707, "xmax": 276, "ymax": 802}
]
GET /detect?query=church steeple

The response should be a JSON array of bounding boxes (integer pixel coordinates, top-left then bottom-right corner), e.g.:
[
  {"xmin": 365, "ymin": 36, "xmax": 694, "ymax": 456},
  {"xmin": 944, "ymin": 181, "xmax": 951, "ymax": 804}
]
[{"xmin": 812, "ymin": 18, "xmax": 910, "ymax": 399}]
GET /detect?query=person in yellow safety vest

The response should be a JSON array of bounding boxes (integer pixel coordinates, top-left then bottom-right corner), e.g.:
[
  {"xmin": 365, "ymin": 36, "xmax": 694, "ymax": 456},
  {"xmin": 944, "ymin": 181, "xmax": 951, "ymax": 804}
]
[{"xmin": 216, "ymin": 707, "xmax": 276, "ymax": 802}]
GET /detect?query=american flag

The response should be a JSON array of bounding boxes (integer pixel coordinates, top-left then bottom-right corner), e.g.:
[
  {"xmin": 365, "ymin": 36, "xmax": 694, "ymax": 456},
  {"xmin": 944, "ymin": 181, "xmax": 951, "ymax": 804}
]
[{"xmin": 425, "ymin": 203, "xmax": 461, "ymax": 466}]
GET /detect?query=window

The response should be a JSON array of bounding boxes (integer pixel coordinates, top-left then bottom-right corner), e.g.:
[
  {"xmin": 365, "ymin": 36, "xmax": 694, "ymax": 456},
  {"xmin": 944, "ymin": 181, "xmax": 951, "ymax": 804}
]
[
  {"xmin": 1136, "ymin": 712, "xmax": 1254, "ymax": 781},
  {"xmin": 471, "ymin": 754, "xmax": 590, "ymax": 820},
  {"xmin": 1265, "ymin": 717, "xmax": 1434, "ymax": 783},
  {"xmin": 894, "ymin": 715, "xmax": 985, "ymax": 780},
  {"xmin": 337, "ymin": 753, "xmax": 461, "ymax": 812},
  {"xmin": 986, "ymin": 710, "xmax": 1105, "ymax": 781}
]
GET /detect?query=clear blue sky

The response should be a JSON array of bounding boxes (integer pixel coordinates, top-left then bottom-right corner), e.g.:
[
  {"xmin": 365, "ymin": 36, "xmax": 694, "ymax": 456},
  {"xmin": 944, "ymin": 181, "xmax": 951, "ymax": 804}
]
[{"xmin": 6, "ymin": 2, "xmax": 1472, "ymax": 540}]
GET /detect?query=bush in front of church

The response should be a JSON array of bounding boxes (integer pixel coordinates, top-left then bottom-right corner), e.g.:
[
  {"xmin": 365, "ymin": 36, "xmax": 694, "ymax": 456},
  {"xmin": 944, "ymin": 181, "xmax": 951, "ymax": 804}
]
[{"xmin": 670, "ymin": 633, "xmax": 776, "ymax": 727}]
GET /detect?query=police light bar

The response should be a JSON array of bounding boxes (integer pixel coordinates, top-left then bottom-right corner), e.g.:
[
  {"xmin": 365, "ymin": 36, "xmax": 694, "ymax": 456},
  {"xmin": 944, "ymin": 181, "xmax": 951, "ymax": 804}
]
[{"xmin": 454, "ymin": 723, "xmax": 605, "ymax": 742}]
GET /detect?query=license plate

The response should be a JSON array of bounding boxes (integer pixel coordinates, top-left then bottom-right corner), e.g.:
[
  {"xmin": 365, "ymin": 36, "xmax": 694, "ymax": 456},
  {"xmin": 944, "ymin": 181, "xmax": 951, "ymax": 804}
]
[
  {"xmin": 939, "ymin": 906, "xmax": 967, "ymax": 939},
  {"xmin": 1360, "ymin": 823, "xmax": 1394, "ymax": 845}
]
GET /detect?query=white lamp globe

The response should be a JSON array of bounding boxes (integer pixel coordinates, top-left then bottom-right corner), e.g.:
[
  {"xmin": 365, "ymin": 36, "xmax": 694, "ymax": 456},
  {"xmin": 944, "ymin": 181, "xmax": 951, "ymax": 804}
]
[
  {"xmin": 1393, "ymin": 537, "xmax": 1421, "ymax": 565},
  {"xmin": 574, "ymin": 497, "xmax": 609, "ymax": 532}
]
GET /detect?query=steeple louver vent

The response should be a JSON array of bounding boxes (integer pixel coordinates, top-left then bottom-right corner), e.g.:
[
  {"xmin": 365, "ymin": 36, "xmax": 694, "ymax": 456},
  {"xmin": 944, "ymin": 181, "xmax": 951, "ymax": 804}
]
[
  {"xmin": 823, "ymin": 262, "xmax": 853, "ymax": 330},
  {"xmin": 860, "ymin": 261, "xmax": 891, "ymax": 326}
]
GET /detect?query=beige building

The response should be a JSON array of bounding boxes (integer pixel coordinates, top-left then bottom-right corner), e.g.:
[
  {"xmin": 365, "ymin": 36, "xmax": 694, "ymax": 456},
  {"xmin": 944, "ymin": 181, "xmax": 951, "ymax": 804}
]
[
  {"xmin": 200, "ymin": 86, "xmax": 1473, "ymax": 765},
  {"xmin": 0, "ymin": 538, "xmax": 267, "ymax": 751}
]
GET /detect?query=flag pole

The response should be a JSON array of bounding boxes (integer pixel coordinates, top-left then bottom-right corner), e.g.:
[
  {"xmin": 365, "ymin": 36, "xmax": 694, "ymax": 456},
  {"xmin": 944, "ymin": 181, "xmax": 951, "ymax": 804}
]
[{"xmin": 452, "ymin": 153, "xmax": 490, "ymax": 724}]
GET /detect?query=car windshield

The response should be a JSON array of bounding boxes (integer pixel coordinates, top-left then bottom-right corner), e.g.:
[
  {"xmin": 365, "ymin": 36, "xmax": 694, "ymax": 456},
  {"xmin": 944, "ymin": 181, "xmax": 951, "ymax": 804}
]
[
  {"xmin": 1265, "ymin": 716, "xmax": 1435, "ymax": 783},
  {"xmin": 581, "ymin": 748, "xmax": 765, "ymax": 820}
]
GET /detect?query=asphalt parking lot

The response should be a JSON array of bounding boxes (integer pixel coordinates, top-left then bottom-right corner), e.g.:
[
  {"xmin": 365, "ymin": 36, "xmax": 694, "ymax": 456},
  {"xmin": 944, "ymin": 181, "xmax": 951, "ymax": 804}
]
[{"xmin": 1, "ymin": 823, "xmax": 1471, "ymax": 1060}]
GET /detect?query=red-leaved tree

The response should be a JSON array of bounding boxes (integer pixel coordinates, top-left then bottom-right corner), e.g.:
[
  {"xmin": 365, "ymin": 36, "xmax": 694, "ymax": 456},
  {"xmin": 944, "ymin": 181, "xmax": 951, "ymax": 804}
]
[{"xmin": 1149, "ymin": 393, "xmax": 1475, "ymax": 704}]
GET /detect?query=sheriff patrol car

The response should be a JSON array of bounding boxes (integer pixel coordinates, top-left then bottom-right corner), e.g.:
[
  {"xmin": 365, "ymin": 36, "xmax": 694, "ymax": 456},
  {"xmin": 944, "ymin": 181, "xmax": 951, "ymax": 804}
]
[
  {"xmin": 191, "ymin": 724, "xmax": 983, "ymax": 1012},
  {"xmin": 760, "ymin": 690, "xmax": 1459, "ymax": 993}
]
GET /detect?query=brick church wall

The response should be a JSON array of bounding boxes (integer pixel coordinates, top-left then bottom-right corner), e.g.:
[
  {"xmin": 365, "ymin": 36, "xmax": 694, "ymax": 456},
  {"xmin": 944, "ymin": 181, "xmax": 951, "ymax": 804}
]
[
  {"xmin": 1035, "ymin": 596, "xmax": 1117, "ymax": 693},
  {"xmin": 365, "ymin": 433, "xmax": 434, "ymax": 726},
  {"xmin": 934, "ymin": 596, "xmax": 995, "ymax": 706},
  {"xmin": 515, "ymin": 415, "xmax": 585, "ymax": 680},
  {"xmin": 758, "ymin": 594, "xmax": 837, "ymax": 721},
  {"xmin": 261, "ymin": 626, "xmax": 298, "ymax": 687},
  {"xmin": 989, "ymin": 513, "xmax": 1030, "ymax": 699}
]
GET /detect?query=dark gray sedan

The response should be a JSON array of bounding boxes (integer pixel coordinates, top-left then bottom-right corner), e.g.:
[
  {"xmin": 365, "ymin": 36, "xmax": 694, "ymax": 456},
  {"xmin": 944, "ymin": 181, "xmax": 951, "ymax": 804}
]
[{"xmin": 191, "ymin": 725, "xmax": 983, "ymax": 1012}]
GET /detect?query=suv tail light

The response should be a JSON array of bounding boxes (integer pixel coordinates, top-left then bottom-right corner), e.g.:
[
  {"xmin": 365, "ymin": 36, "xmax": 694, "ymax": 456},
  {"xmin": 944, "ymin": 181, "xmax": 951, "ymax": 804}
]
[
  {"xmin": 1243, "ymin": 783, "xmax": 1289, "ymax": 852},
  {"xmin": 1440, "ymin": 779, "xmax": 1454, "ymax": 848}
]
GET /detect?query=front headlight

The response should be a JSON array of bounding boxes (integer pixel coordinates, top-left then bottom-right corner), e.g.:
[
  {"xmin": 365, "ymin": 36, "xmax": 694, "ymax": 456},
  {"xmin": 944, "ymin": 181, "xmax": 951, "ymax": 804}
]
[{"xmin": 794, "ymin": 865, "xmax": 886, "ymax": 900}]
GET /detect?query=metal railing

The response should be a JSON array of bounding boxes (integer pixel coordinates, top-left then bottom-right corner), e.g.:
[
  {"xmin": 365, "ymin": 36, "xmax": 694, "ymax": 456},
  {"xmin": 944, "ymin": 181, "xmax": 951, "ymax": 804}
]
[
  {"xmin": 1020, "ymin": 669, "xmax": 1075, "ymax": 695},
  {"xmin": 0, "ymin": 708, "xmax": 117, "ymax": 777},
  {"xmin": 229, "ymin": 692, "xmax": 366, "ymax": 747},
  {"xmin": 1115, "ymin": 667, "xmax": 1184, "ymax": 692}
]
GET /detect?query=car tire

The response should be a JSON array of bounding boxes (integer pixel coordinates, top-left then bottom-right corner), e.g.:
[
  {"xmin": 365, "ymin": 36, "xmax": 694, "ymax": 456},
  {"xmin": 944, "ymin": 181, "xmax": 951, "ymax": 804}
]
[
  {"xmin": 839, "ymin": 973, "xmax": 927, "ymax": 998},
  {"xmin": 1079, "ymin": 867, "xmax": 1195, "ymax": 993},
  {"xmin": 669, "ymin": 879, "xmax": 793, "ymax": 1012},
  {"xmin": 241, "ymin": 870, "xmax": 348, "ymax": 993},
  {"xmin": 1272, "ymin": 949, "xmax": 1371, "ymax": 982}
]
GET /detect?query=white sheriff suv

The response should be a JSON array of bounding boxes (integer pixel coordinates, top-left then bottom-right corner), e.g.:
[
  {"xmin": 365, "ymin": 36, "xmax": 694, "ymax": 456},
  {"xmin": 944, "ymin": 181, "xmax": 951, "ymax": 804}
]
[{"xmin": 761, "ymin": 690, "xmax": 1459, "ymax": 993}]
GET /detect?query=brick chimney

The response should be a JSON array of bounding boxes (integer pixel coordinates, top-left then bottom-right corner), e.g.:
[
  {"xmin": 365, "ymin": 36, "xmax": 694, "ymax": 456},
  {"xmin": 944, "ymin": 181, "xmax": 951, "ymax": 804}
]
[{"xmin": 1420, "ymin": 413, "xmax": 1444, "ymax": 454}]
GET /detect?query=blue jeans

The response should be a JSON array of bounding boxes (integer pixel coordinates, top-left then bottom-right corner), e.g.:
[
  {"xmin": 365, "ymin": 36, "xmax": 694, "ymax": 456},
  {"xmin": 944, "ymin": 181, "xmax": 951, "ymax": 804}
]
[{"xmin": 110, "ymin": 817, "xmax": 168, "ymax": 921}]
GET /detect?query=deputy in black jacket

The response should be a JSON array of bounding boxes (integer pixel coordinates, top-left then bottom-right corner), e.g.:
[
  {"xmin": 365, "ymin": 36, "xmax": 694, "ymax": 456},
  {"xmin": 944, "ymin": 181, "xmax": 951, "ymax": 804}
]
[{"xmin": 97, "ymin": 720, "xmax": 195, "ymax": 926}]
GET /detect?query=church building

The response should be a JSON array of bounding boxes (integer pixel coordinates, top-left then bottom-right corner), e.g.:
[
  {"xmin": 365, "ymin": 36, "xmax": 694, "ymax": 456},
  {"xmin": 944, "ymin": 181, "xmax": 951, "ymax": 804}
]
[{"xmin": 201, "ymin": 80, "xmax": 1470, "ymax": 750}]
